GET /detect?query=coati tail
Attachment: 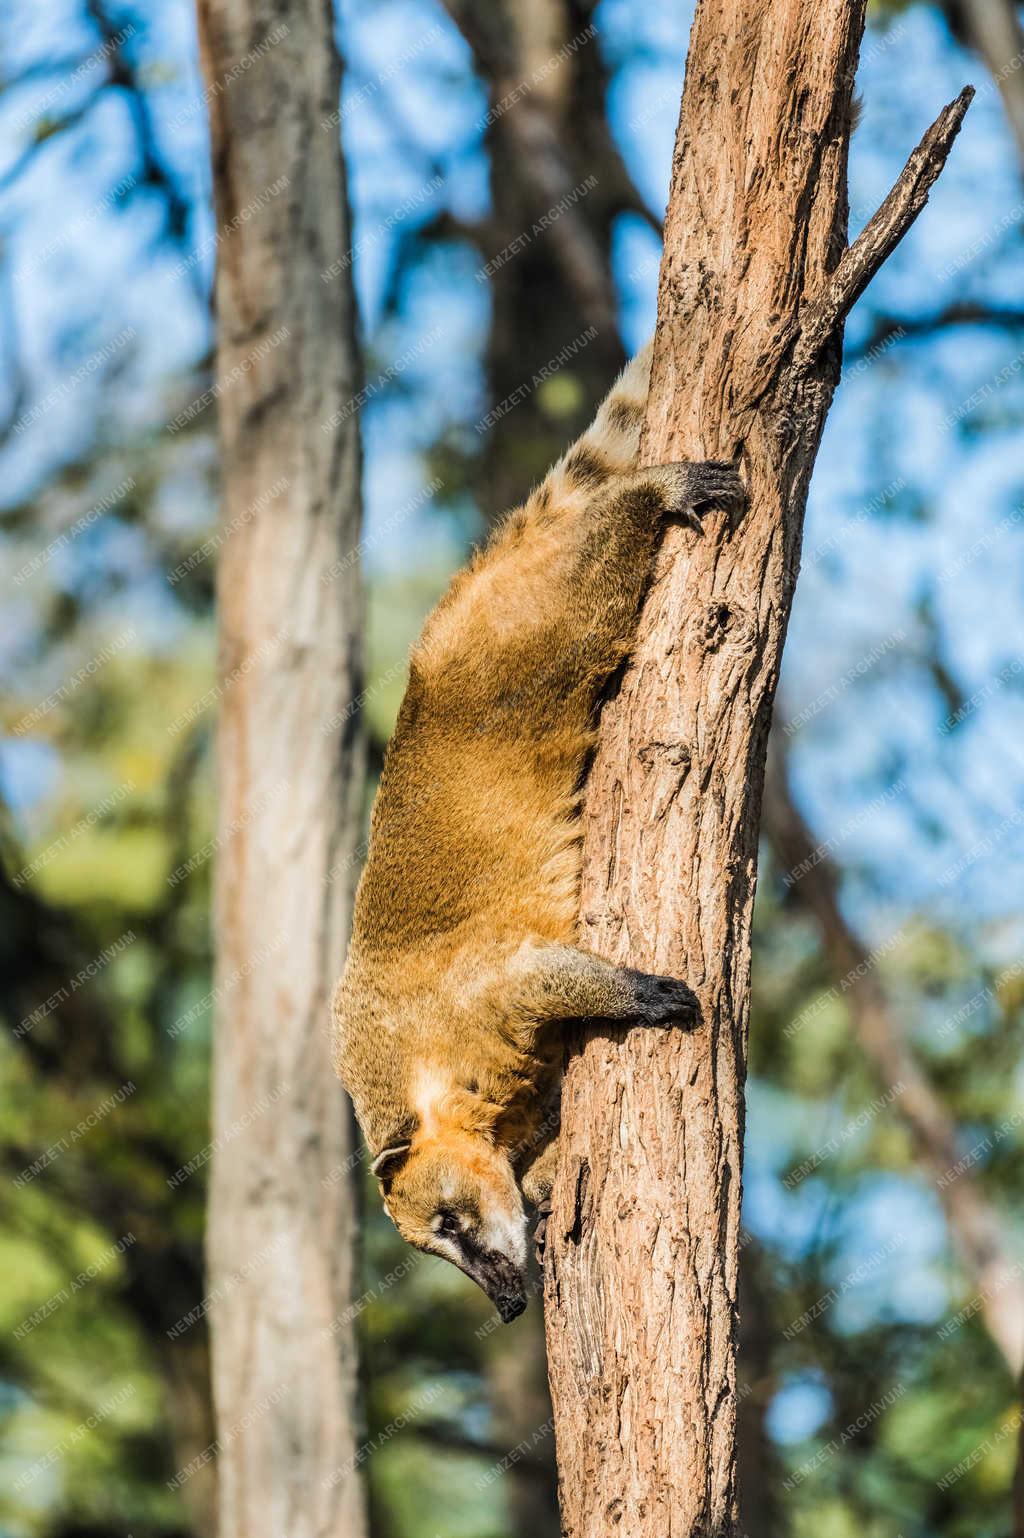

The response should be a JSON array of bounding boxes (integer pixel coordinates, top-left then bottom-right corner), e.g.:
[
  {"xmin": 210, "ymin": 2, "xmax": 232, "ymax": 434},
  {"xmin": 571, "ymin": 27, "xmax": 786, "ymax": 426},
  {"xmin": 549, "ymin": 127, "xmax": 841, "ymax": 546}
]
[{"xmin": 529, "ymin": 339, "xmax": 653, "ymax": 514}]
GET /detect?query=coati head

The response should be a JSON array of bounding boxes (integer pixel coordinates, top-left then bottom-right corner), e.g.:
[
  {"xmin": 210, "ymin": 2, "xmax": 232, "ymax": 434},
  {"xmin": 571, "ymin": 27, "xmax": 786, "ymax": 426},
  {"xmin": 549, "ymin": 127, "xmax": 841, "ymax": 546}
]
[{"xmin": 372, "ymin": 1127, "xmax": 528, "ymax": 1323}]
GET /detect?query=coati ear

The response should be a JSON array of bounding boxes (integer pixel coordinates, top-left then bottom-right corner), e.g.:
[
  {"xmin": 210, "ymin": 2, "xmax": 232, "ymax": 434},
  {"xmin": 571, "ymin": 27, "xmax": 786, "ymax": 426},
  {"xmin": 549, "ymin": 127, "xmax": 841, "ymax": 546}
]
[{"xmin": 370, "ymin": 1142, "xmax": 412, "ymax": 1181}]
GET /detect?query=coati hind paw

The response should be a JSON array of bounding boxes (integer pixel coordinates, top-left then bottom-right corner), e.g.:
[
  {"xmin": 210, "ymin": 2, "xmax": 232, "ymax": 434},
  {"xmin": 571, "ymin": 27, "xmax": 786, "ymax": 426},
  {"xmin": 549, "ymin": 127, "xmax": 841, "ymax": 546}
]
[
  {"xmin": 646, "ymin": 460, "xmax": 746, "ymax": 528},
  {"xmin": 623, "ymin": 969, "xmax": 700, "ymax": 1026}
]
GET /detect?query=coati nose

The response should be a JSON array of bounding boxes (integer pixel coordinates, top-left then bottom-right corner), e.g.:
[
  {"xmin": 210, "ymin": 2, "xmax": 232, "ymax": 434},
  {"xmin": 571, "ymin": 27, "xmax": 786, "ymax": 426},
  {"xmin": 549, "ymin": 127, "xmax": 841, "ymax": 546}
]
[
  {"xmin": 461, "ymin": 1246, "xmax": 528, "ymax": 1322},
  {"xmin": 497, "ymin": 1291, "xmax": 527, "ymax": 1324}
]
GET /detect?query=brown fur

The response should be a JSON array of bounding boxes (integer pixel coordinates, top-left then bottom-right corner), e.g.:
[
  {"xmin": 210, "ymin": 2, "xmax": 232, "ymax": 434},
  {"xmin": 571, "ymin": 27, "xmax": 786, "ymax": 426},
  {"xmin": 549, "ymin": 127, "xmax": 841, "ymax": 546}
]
[{"xmin": 332, "ymin": 340, "xmax": 743, "ymax": 1311}]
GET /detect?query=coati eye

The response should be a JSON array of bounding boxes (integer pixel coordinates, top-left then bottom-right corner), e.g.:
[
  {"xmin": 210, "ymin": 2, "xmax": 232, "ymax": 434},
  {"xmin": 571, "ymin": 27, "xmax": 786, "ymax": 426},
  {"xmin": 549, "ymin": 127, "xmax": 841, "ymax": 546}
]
[{"xmin": 433, "ymin": 1209, "xmax": 461, "ymax": 1238}]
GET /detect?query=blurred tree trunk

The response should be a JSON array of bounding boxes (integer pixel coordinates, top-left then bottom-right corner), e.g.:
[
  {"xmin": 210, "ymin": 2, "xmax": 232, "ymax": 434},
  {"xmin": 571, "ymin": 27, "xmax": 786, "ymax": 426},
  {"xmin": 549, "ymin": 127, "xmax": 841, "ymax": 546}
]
[
  {"xmin": 542, "ymin": 0, "xmax": 970, "ymax": 1530},
  {"xmin": 1015, "ymin": 1384, "xmax": 1024, "ymax": 1538},
  {"xmin": 485, "ymin": 1304, "xmax": 560, "ymax": 1538},
  {"xmin": 943, "ymin": 0, "xmax": 1024, "ymax": 167},
  {"xmin": 763, "ymin": 741, "xmax": 1024, "ymax": 1374},
  {"xmin": 736, "ymin": 1237, "xmax": 785, "ymax": 1538},
  {"xmin": 440, "ymin": 0, "xmax": 634, "ymax": 517},
  {"xmin": 196, "ymin": 4, "xmax": 368, "ymax": 1537}
]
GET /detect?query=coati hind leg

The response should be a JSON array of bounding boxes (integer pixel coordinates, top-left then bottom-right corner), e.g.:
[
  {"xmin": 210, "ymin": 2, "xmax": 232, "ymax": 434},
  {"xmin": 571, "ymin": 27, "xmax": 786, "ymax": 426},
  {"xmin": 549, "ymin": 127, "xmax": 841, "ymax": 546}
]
[
  {"xmin": 472, "ymin": 455, "xmax": 744, "ymax": 738},
  {"xmin": 566, "ymin": 450, "xmax": 743, "ymax": 574},
  {"xmin": 547, "ymin": 456, "xmax": 745, "ymax": 685},
  {"xmin": 416, "ymin": 454, "xmax": 744, "ymax": 742}
]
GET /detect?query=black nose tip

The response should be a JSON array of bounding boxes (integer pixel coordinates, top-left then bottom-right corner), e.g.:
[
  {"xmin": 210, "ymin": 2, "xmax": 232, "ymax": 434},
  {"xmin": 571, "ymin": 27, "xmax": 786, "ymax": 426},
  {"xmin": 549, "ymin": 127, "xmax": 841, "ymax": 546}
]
[{"xmin": 498, "ymin": 1293, "xmax": 527, "ymax": 1324}]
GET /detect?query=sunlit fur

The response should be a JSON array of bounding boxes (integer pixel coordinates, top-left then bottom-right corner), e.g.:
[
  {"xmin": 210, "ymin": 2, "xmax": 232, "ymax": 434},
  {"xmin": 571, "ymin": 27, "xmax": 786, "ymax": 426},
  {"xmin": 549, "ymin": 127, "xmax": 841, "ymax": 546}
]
[{"xmin": 332, "ymin": 340, "xmax": 735, "ymax": 1310}]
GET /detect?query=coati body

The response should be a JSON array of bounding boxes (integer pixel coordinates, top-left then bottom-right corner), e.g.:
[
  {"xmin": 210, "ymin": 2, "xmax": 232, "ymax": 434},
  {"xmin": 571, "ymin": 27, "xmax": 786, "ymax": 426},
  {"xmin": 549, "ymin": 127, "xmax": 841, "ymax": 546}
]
[{"xmin": 332, "ymin": 341, "xmax": 743, "ymax": 1320}]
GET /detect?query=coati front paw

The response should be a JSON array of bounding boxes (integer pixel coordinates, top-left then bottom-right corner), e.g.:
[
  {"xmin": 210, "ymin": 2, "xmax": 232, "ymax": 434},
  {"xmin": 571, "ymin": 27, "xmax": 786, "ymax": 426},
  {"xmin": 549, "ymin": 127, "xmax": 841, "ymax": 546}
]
[
  {"xmin": 533, "ymin": 1197, "xmax": 552, "ymax": 1265},
  {"xmin": 648, "ymin": 460, "xmax": 746, "ymax": 528},
  {"xmin": 623, "ymin": 969, "xmax": 700, "ymax": 1026}
]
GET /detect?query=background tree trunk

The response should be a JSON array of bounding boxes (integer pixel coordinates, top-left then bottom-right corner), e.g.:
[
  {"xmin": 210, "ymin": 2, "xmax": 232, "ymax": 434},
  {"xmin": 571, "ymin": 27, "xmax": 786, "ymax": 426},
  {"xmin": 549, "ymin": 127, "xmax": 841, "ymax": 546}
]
[
  {"xmin": 943, "ymin": 0, "xmax": 1024, "ymax": 168},
  {"xmin": 197, "ymin": 3, "xmax": 368, "ymax": 1536},
  {"xmin": 484, "ymin": 1308, "xmax": 560, "ymax": 1538},
  {"xmin": 763, "ymin": 739, "xmax": 1024, "ymax": 1375},
  {"xmin": 439, "ymin": 0, "xmax": 633, "ymax": 519},
  {"xmin": 542, "ymin": 2, "xmax": 970, "ymax": 1533}
]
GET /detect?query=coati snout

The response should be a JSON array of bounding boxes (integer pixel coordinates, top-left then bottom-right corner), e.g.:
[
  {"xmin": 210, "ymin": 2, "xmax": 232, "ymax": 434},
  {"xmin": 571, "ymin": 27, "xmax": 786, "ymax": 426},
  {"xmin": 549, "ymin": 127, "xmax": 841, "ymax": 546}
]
[
  {"xmin": 332, "ymin": 339, "xmax": 742, "ymax": 1324},
  {"xmin": 375, "ymin": 1131, "xmax": 529, "ymax": 1322}
]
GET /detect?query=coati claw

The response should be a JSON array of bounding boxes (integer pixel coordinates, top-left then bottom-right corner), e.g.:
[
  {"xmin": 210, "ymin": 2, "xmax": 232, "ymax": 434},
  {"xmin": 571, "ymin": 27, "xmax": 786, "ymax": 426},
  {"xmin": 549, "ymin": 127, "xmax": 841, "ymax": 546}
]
[
  {"xmin": 650, "ymin": 460, "xmax": 746, "ymax": 525},
  {"xmin": 533, "ymin": 1198, "xmax": 553, "ymax": 1265}
]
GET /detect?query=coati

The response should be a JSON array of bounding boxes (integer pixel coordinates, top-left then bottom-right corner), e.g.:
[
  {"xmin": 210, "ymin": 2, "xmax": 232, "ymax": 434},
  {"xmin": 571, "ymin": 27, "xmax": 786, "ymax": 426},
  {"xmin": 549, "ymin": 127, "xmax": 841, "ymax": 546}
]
[{"xmin": 332, "ymin": 340, "xmax": 744, "ymax": 1322}]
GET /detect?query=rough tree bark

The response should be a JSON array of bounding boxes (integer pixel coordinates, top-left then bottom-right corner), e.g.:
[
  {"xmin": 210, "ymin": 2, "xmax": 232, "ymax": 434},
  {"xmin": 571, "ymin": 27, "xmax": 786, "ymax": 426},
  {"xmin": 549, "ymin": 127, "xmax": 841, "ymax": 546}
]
[
  {"xmin": 543, "ymin": 1, "xmax": 972, "ymax": 1532},
  {"xmin": 197, "ymin": 4, "xmax": 368, "ymax": 1536}
]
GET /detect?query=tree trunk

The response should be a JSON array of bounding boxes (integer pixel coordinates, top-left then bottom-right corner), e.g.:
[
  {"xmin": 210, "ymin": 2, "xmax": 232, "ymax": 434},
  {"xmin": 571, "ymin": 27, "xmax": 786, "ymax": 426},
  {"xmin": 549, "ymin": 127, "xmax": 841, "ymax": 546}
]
[
  {"xmin": 485, "ymin": 1305, "xmax": 560, "ymax": 1538},
  {"xmin": 1014, "ymin": 1373, "xmax": 1024, "ymax": 1538},
  {"xmin": 735, "ymin": 1239, "xmax": 785, "ymax": 1538},
  {"xmin": 763, "ymin": 739, "xmax": 1024, "ymax": 1375},
  {"xmin": 196, "ymin": 4, "xmax": 368, "ymax": 1536},
  {"xmin": 542, "ymin": 2, "xmax": 971, "ymax": 1532},
  {"xmin": 947, "ymin": 0, "xmax": 1024, "ymax": 169},
  {"xmin": 440, "ymin": 0, "xmax": 629, "ymax": 519}
]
